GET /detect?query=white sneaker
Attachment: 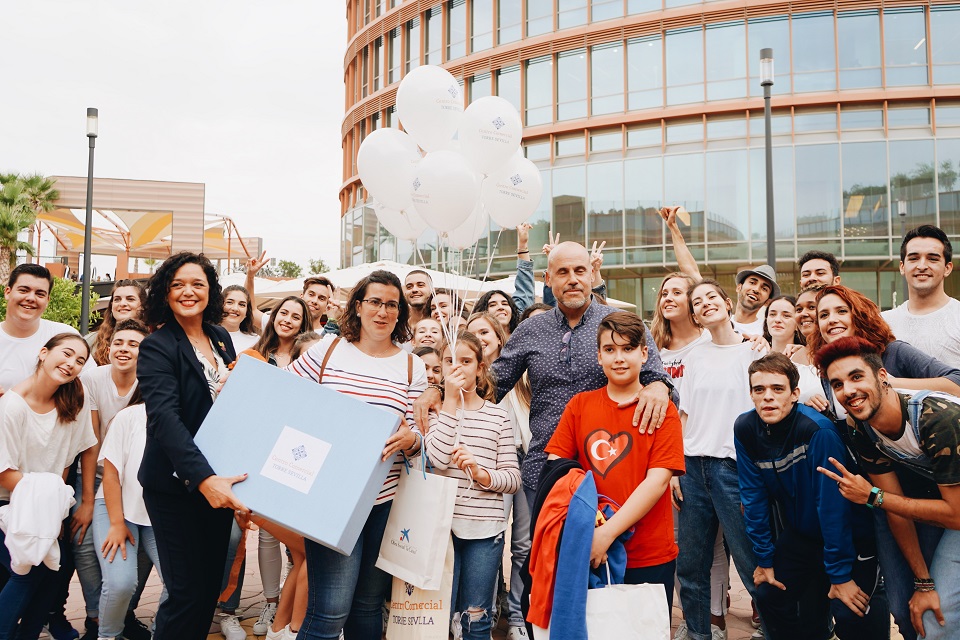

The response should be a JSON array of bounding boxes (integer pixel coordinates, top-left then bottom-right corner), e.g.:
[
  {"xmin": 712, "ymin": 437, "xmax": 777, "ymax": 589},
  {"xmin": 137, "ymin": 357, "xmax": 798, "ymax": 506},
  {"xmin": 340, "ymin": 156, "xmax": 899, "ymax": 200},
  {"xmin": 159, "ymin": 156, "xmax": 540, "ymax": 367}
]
[
  {"xmin": 751, "ymin": 628, "xmax": 764, "ymax": 639},
  {"xmin": 220, "ymin": 614, "xmax": 247, "ymax": 640},
  {"xmin": 254, "ymin": 602, "xmax": 278, "ymax": 635},
  {"xmin": 711, "ymin": 624, "xmax": 728, "ymax": 640},
  {"xmin": 450, "ymin": 612, "xmax": 462, "ymax": 640},
  {"xmin": 673, "ymin": 622, "xmax": 689, "ymax": 640},
  {"xmin": 265, "ymin": 625, "xmax": 293, "ymax": 640},
  {"xmin": 507, "ymin": 626, "xmax": 528, "ymax": 640}
]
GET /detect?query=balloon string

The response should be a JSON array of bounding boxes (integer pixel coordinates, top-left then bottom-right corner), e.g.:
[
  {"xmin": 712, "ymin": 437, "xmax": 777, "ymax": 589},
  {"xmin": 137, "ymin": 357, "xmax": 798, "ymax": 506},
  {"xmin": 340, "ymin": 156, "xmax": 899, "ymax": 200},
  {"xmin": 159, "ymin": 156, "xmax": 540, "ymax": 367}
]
[{"xmin": 479, "ymin": 228, "xmax": 503, "ymax": 284}]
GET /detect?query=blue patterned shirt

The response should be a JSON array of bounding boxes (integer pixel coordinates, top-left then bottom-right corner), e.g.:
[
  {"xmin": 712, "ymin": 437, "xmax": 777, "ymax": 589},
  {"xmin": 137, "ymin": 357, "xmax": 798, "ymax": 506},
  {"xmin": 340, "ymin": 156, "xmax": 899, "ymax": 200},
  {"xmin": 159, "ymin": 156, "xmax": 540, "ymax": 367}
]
[{"xmin": 492, "ymin": 298, "xmax": 669, "ymax": 490}]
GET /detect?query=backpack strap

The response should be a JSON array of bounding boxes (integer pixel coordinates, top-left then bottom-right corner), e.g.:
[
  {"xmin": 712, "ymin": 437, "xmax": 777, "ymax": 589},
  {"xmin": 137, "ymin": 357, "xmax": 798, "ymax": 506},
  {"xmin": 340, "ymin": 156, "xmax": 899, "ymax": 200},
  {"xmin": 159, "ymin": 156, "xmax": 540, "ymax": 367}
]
[
  {"xmin": 407, "ymin": 352, "xmax": 413, "ymax": 386},
  {"xmin": 906, "ymin": 390, "xmax": 934, "ymax": 438},
  {"xmin": 318, "ymin": 337, "xmax": 342, "ymax": 383}
]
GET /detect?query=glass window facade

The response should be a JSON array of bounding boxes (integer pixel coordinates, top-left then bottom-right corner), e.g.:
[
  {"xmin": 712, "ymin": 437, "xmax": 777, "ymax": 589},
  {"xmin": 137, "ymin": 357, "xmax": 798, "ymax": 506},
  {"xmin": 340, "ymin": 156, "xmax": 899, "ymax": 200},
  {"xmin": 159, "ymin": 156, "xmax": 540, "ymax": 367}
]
[
  {"xmin": 591, "ymin": 43, "xmax": 624, "ymax": 116},
  {"xmin": 344, "ymin": 1, "xmax": 960, "ymax": 313}
]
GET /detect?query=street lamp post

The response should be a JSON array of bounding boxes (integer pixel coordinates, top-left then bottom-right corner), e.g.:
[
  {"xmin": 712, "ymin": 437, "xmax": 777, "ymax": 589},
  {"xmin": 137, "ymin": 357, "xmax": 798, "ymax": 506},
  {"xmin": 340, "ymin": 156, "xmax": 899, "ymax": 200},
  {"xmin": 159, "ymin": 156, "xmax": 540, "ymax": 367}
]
[
  {"xmin": 80, "ymin": 108, "xmax": 98, "ymax": 334},
  {"xmin": 898, "ymin": 199, "xmax": 908, "ymax": 301},
  {"xmin": 760, "ymin": 48, "xmax": 776, "ymax": 268}
]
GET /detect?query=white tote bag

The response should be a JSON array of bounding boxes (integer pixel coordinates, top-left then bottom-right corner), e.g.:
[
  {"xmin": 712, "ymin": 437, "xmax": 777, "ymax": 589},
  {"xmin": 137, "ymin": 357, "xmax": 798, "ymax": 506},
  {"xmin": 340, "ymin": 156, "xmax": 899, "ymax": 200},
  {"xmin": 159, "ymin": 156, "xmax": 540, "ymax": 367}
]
[
  {"xmin": 376, "ymin": 455, "xmax": 458, "ymax": 589},
  {"xmin": 533, "ymin": 565, "xmax": 670, "ymax": 640},
  {"xmin": 386, "ymin": 537, "xmax": 454, "ymax": 640}
]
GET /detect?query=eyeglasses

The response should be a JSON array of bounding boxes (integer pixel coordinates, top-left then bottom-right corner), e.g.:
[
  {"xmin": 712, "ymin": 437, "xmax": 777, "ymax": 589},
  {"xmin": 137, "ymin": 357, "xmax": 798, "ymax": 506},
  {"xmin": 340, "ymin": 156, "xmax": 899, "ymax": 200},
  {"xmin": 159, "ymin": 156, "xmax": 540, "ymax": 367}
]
[
  {"xmin": 558, "ymin": 330, "xmax": 572, "ymax": 364},
  {"xmin": 362, "ymin": 298, "xmax": 401, "ymax": 313}
]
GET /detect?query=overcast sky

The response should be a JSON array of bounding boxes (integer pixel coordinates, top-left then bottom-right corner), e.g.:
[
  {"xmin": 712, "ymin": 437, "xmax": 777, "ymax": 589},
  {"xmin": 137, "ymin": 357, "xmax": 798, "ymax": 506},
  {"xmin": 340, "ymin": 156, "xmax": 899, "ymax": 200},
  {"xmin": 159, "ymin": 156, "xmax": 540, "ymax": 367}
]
[{"xmin": 0, "ymin": 0, "xmax": 346, "ymax": 270}]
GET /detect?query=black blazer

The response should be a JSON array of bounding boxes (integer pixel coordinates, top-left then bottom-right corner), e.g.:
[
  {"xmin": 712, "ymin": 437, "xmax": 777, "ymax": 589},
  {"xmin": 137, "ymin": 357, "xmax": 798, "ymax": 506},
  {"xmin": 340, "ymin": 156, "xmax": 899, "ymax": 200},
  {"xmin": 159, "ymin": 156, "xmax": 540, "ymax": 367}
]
[{"xmin": 137, "ymin": 321, "xmax": 235, "ymax": 494}]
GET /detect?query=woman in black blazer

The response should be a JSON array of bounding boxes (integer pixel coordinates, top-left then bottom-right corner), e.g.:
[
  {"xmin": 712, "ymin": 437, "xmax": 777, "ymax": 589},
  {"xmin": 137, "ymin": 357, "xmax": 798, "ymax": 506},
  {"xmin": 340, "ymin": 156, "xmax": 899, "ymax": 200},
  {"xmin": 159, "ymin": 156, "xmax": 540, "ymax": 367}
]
[{"xmin": 137, "ymin": 252, "xmax": 247, "ymax": 640}]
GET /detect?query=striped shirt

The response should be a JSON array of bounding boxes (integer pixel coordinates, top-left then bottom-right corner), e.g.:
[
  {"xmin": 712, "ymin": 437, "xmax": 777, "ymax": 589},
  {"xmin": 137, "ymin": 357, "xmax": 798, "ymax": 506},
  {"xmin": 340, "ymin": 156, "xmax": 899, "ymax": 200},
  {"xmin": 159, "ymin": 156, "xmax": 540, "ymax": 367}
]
[
  {"xmin": 425, "ymin": 402, "xmax": 520, "ymax": 538},
  {"xmin": 287, "ymin": 336, "xmax": 426, "ymax": 505}
]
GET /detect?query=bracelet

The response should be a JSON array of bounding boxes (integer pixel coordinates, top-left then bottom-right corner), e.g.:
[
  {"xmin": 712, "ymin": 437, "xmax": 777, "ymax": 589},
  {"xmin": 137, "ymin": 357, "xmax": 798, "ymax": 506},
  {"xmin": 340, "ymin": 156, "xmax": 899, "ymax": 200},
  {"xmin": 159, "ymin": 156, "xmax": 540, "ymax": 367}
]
[
  {"xmin": 914, "ymin": 577, "xmax": 936, "ymax": 592},
  {"xmin": 866, "ymin": 486, "xmax": 885, "ymax": 509},
  {"xmin": 427, "ymin": 383, "xmax": 443, "ymax": 394},
  {"xmin": 517, "ymin": 250, "xmax": 530, "ymax": 255}
]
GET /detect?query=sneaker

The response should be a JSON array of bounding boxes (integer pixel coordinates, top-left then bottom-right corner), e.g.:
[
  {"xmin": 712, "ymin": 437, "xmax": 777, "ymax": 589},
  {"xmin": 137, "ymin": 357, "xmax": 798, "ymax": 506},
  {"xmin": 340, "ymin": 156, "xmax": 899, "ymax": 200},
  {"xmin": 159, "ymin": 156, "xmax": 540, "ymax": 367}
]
[
  {"xmin": 751, "ymin": 628, "xmax": 764, "ymax": 639},
  {"xmin": 450, "ymin": 613, "xmax": 462, "ymax": 640},
  {"xmin": 253, "ymin": 602, "xmax": 278, "ymax": 635},
  {"xmin": 507, "ymin": 626, "xmax": 528, "ymax": 640},
  {"xmin": 751, "ymin": 600, "xmax": 761, "ymax": 629},
  {"xmin": 266, "ymin": 624, "xmax": 293, "ymax": 640},
  {"xmin": 45, "ymin": 614, "xmax": 80, "ymax": 640},
  {"xmin": 79, "ymin": 618, "xmax": 99, "ymax": 640},
  {"xmin": 710, "ymin": 625, "xmax": 728, "ymax": 640},
  {"xmin": 673, "ymin": 622, "xmax": 689, "ymax": 640},
  {"xmin": 220, "ymin": 614, "xmax": 247, "ymax": 640},
  {"xmin": 122, "ymin": 612, "xmax": 152, "ymax": 640}
]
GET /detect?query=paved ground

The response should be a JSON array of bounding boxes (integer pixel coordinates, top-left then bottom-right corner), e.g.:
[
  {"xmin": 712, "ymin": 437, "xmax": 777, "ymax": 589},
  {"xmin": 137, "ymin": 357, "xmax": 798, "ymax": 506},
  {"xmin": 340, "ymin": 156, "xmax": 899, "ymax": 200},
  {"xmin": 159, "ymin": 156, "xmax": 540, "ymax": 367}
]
[{"xmin": 59, "ymin": 533, "xmax": 904, "ymax": 639}]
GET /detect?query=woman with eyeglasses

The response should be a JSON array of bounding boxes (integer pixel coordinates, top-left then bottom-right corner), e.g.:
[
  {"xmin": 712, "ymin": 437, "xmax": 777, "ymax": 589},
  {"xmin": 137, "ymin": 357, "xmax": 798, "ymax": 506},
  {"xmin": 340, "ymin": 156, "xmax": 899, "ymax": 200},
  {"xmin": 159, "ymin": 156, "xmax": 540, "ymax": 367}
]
[{"xmin": 287, "ymin": 270, "xmax": 426, "ymax": 640}]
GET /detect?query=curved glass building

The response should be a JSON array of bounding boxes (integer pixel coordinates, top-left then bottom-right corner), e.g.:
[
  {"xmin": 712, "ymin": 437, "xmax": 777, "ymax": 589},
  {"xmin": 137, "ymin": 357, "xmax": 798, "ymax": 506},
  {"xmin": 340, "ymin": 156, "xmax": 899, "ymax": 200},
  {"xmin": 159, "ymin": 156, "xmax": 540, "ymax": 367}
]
[{"xmin": 340, "ymin": 0, "xmax": 960, "ymax": 316}]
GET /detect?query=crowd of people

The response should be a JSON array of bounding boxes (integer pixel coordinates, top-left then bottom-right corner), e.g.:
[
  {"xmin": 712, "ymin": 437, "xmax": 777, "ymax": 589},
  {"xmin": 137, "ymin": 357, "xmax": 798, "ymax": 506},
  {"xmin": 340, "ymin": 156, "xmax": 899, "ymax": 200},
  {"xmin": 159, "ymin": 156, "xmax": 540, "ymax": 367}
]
[{"xmin": 0, "ymin": 213, "xmax": 958, "ymax": 640}]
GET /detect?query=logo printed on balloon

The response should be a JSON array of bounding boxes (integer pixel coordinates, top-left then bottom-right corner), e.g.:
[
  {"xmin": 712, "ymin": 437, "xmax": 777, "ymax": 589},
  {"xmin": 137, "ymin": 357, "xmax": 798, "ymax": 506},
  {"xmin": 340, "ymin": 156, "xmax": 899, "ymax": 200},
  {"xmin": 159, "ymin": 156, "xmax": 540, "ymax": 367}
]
[
  {"xmin": 412, "ymin": 178, "xmax": 421, "ymax": 191},
  {"xmin": 510, "ymin": 174, "xmax": 523, "ymax": 186},
  {"xmin": 492, "ymin": 117, "xmax": 505, "ymax": 130},
  {"xmin": 447, "ymin": 85, "xmax": 460, "ymax": 99}
]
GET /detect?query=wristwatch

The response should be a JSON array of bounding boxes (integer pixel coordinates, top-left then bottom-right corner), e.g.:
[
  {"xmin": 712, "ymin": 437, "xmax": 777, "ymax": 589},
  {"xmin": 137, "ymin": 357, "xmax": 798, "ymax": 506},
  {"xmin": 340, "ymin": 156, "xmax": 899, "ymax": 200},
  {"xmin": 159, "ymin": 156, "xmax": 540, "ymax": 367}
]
[{"xmin": 866, "ymin": 486, "xmax": 885, "ymax": 509}]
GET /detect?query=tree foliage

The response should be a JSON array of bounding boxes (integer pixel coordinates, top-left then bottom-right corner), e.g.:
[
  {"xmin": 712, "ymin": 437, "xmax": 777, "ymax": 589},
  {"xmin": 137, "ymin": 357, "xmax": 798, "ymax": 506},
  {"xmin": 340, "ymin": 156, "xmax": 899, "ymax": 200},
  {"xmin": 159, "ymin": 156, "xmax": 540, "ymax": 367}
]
[
  {"xmin": 0, "ymin": 174, "xmax": 60, "ymax": 285},
  {"xmin": 276, "ymin": 260, "xmax": 303, "ymax": 278},
  {"xmin": 0, "ymin": 277, "xmax": 98, "ymax": 330},
  {"xmin": 308, "ymin": 257, "xmax": 330, "ymax": 275}
]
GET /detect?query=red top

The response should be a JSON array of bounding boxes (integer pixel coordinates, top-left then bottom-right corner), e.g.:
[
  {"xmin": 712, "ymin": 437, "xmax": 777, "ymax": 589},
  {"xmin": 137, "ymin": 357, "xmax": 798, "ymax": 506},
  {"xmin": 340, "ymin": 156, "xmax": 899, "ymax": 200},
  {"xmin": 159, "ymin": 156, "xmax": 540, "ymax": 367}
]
[{"xmin": 546, "ymin": 387, "xmax": 685, "ymax": 568}]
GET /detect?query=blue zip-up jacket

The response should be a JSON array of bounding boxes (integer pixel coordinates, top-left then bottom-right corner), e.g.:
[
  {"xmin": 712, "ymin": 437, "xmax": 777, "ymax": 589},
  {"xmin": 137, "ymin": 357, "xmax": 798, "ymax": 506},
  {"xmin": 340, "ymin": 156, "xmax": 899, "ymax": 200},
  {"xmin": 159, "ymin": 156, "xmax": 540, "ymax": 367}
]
[{"xmin": 734, "ymin": 403, "xmax": 870, "ymax": 585}]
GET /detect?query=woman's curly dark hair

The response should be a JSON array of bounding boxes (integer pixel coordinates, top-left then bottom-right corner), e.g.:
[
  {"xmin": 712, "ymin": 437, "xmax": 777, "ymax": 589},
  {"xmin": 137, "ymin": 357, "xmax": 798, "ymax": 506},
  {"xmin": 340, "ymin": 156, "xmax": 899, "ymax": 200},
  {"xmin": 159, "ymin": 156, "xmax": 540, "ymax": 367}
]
[
  {"xmin": 474, "ymin": 290, "xmax": 520, "ymax": 334},
  {"xmin": 143, "ymin": 252, "xmax": 223, "ymax": 329},
  {"xmin": 340, "ymin": 270, "xmax": 412, "ymax": 344}
]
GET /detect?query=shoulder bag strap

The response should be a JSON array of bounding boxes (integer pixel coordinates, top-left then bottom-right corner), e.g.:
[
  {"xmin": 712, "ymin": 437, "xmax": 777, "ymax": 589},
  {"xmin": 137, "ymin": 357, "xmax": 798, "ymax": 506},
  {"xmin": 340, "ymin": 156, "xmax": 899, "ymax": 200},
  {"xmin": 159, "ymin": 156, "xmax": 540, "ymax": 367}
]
[
  {"xmin": 318, "ymin": 337, "xmax": 342, "ymax": 383},
  {"xmin": 407, "ymin": 352, "xmax": 413, "ymax": 385}
]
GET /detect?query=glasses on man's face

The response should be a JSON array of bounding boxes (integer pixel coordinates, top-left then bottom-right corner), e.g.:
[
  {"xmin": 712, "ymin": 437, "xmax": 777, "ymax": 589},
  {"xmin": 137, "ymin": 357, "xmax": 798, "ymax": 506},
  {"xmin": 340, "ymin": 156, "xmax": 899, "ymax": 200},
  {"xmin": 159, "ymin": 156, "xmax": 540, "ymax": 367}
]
[
  {"xmin": 362, "ymin": 298, "xmax": 401, "ymax": 313},
  {"xmin": 558, "ymin": 330, "xmax": 572, "ymax": 363}
]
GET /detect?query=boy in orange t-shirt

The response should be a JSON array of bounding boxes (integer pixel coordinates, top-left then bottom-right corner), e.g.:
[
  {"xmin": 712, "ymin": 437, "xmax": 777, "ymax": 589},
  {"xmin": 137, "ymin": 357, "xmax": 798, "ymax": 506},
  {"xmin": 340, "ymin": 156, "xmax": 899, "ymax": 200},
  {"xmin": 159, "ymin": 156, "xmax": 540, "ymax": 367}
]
[{"xmin": 546, "ymin": 311, "xmax": 685, "ymax": 610}]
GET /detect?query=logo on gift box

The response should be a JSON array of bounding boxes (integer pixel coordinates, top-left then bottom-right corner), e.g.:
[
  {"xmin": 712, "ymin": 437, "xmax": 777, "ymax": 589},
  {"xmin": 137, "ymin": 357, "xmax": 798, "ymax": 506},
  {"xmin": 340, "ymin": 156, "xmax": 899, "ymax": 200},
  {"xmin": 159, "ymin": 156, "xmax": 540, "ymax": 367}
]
[
  {"xmin": 400, "ymin": 528, "xmax": 411, "ymax": 542},
  {"xmin": 292, "ymin": 445, "xmax": 307, "ymax": 461}
]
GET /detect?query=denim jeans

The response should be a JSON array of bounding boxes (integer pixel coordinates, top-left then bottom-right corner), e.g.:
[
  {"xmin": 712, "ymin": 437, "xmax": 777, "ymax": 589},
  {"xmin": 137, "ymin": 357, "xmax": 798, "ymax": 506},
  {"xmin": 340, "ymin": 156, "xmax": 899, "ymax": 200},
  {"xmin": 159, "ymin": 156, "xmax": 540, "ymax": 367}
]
[
  {"xmin": 297, "ymin": 502, "xmax": 393, "ymax": 640},
  {"xmin": 506, "ymin": 460, "xmax": 531, "ymax": 628},
  {"xmin": 71, "ymin": 473, "xmax": 102, "ymax": 618},
  {"xmin": 451, "ymin": 532, "xmax": 505, "ymax": 640},
  {"xmin": 0, "ymin": 519, "xmax": 63, "ymax": 640},
  {"xmin": 218, "ymin": 519, "xmax": 246, "ymax": 612},
  {"xmin": 676, "ymin": 456, "xmax": 761, "ymax": 640},
  {"xmin": 874, "ymin": 510, "xmax": 943, "ymax": 640},
  {"xmin": 91, "ymin": 499, "xmax": 168, "ymax": 638}
]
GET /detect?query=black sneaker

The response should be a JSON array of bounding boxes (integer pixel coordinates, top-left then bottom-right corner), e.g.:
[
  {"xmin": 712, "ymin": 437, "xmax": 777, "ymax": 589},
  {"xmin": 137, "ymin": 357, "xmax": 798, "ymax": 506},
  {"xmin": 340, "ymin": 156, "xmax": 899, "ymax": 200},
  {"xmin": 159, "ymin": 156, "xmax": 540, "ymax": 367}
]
[
  {"xmin": 123, "ymin": 611, "xmax": 152, "ymax": 640},
  {"xmin": 79, "ymin": 617, "xmax": 98, "ymax": 640},
  {"xmin": 44, "ymin": 613, "xmax": 79, "ymax": 640}
]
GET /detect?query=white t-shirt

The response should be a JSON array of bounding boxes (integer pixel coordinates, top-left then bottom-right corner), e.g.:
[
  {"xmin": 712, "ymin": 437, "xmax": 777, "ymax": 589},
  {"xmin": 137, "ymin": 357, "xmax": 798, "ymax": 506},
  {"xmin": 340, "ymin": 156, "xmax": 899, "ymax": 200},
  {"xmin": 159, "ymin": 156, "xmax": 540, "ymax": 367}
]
[
  {"xmin": 96, "ymin": 404, "xmax": 150, "ymax": 526},
  {"xmin": 796, "ymin": 362, "xmax": 847, "ymax": 420},
  {"xmin": 228, "ymin": 330, "xmax": 259, "ymax": 354},
  {"xmin": 882, "ymin": 298, "xmax": 960, "ymax": 368},
  {"xmin": 0, "ymin": 391, "xmax": 97, "ymax": 502},
  {"xmin": 660, "ymin": 331, "xmax": 711, "ymax": 403},
  {"xmin": 678, "ymin": 340, "xmax": 764, "ymax": 460},
  {"xmin": 0, "ymin": 319, "xmax": 90, "ymax": 393},
  {"xmin": 733, "ymin": 317, "xmax": 765, "ymax": 336},
  {"xmin": 81, "ymin": 365, "xmax": 137, "ymax": 438}
]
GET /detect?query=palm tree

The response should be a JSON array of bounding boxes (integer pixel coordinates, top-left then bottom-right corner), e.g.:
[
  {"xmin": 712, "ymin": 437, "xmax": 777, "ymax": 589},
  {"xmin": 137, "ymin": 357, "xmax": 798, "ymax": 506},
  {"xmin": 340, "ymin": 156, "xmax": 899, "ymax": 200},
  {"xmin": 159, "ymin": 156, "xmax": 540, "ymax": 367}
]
[
  {"xmin": 0, "ymin": 201, "xmax": 34, "ymax": 284},
  {"xmin": 0, "ymin": 174, "xmax": 59, "ymax": 284}
]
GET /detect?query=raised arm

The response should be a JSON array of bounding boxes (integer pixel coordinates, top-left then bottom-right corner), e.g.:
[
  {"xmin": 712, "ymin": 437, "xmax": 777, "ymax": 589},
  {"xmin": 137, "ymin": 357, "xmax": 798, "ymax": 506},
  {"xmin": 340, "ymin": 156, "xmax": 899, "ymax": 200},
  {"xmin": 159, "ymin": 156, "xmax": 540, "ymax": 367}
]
[
  {"xmin": 660, "ymin": 207, "xmax": 702, "ymax": 281},
  {"xmin": 244, "ymin": 251, "xmax": 269, "ymax": 329},
  {"xmin": 513, "ymin": 223, "xmax": 535, "ymax": 314}
]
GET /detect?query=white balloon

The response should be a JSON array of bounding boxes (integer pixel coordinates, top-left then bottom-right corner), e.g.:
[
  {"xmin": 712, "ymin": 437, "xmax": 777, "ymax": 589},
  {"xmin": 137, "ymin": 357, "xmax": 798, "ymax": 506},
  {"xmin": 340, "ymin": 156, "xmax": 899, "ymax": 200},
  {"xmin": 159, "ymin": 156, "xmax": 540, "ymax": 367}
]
[
  {"xmin": 373, "ymin": 203, "xmax": 428, "ymax": 241},
  {"xmin": 396, "ymin": 65, "xmax": 464, "ymax": 152},
  {"xmin": 458, "ymin": 96, "xmax": 523, "ymax": 175},
  {"xmin": 357, "ymin": 129, "xmax": 421, "ymax": 211},
  {"xmin": 481, "ymin": 156, "xmax": 544, "ymax": 228},
  {"xmin": 442, "ymin": 205, "xmax": 489, "ymax": 251},
  {"xmin": 410, "ymin": 150, "xmax": 481, "ymax": 232}
]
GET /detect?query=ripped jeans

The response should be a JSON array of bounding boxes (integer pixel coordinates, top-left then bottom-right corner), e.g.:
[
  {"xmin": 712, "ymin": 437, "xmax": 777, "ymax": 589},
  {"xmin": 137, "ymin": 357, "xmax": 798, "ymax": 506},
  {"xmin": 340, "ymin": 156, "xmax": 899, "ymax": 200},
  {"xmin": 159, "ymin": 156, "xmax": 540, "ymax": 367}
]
[{"xmin": 451, "ymin": 532, "xmax": 505, "ymax": 640}]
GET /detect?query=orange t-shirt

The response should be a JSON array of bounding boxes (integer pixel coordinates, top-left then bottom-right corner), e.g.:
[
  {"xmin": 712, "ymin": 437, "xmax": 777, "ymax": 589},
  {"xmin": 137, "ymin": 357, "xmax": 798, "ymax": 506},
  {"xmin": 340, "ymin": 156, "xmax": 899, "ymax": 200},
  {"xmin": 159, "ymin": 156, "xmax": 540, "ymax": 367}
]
[{"xmin": 545, "ymin": 387, "xmax": 685, "ymax": 568}]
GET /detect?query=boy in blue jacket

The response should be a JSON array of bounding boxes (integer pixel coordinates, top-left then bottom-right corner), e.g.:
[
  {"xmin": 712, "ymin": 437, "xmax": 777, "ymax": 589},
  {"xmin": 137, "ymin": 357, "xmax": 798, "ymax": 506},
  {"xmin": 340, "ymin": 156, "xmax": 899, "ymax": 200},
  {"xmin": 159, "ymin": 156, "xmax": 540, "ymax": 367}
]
[{"xmin": 734, "ymin": 353, "xmax": 885, "ymax": 640}]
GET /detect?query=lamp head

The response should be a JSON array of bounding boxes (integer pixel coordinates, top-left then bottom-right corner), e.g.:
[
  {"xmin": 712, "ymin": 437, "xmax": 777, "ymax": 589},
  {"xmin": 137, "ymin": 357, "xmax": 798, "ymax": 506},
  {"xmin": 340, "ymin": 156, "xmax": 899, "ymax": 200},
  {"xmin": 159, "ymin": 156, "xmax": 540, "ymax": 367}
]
[
  {"xmin": 760, "ymin": 48, "xmax": 774, "ymax": 87},
  {"xmin": 86, "ymin": 108, "xmax": 98, "ymax": 138}
]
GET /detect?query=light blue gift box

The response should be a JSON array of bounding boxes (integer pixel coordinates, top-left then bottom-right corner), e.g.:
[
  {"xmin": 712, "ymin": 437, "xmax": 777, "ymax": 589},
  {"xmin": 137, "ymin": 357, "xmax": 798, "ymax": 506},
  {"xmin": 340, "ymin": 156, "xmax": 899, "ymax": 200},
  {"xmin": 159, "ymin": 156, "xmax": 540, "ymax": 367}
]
[{"xmin": 195, "ymin": 355, "xmax": 401, "ymax": 555}]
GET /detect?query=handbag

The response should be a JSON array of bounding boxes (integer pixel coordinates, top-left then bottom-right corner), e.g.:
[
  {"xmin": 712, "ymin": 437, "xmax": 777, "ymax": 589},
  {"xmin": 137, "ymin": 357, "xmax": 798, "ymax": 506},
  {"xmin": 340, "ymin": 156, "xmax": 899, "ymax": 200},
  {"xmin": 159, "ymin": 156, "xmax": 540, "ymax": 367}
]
[
  {"xmin": 386, "ymin": 536, "xmax": 454, "ymax": 640},
  {"xmin": 533, "ymin": 564, "xmax": 670, "ymax": 640},
  {"xmin": 376, "ymin": 449, "xmax": 458, "ymax": 589}
]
